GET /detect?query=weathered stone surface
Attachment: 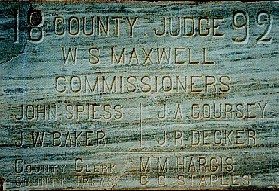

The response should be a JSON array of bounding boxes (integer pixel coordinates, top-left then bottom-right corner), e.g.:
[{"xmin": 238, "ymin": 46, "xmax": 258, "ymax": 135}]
[{"xmin": 0, "ymin": 1, "xmax": 278, "ymax": 190}]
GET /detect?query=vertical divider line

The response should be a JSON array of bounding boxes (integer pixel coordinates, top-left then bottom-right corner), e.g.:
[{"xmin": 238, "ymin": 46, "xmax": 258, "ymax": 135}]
[{"xmin": 140, "ymin": 102, "xmax": 142, "ymax": 148}]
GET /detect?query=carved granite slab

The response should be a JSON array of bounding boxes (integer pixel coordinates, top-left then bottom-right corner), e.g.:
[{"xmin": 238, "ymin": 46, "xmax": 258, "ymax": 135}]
[{"xmin": 0, "ymin": 1, "xmax": 278, "ymax": 190}]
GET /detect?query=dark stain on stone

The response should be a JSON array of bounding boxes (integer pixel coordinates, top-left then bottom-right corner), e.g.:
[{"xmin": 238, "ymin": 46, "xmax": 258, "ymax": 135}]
[
  {"xmin": 28, "ymin": 6, "xmax": 42, "ymax": 27},
  {"xmin": 0, "ymin": 177, "xmax": 4, "ymax": 191}
]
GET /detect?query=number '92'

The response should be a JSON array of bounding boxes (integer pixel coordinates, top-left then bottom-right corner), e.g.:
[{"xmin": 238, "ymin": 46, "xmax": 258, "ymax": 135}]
[{"xmin": 232, "ymin": 10, "xmax": 273, "ymax": 44}]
